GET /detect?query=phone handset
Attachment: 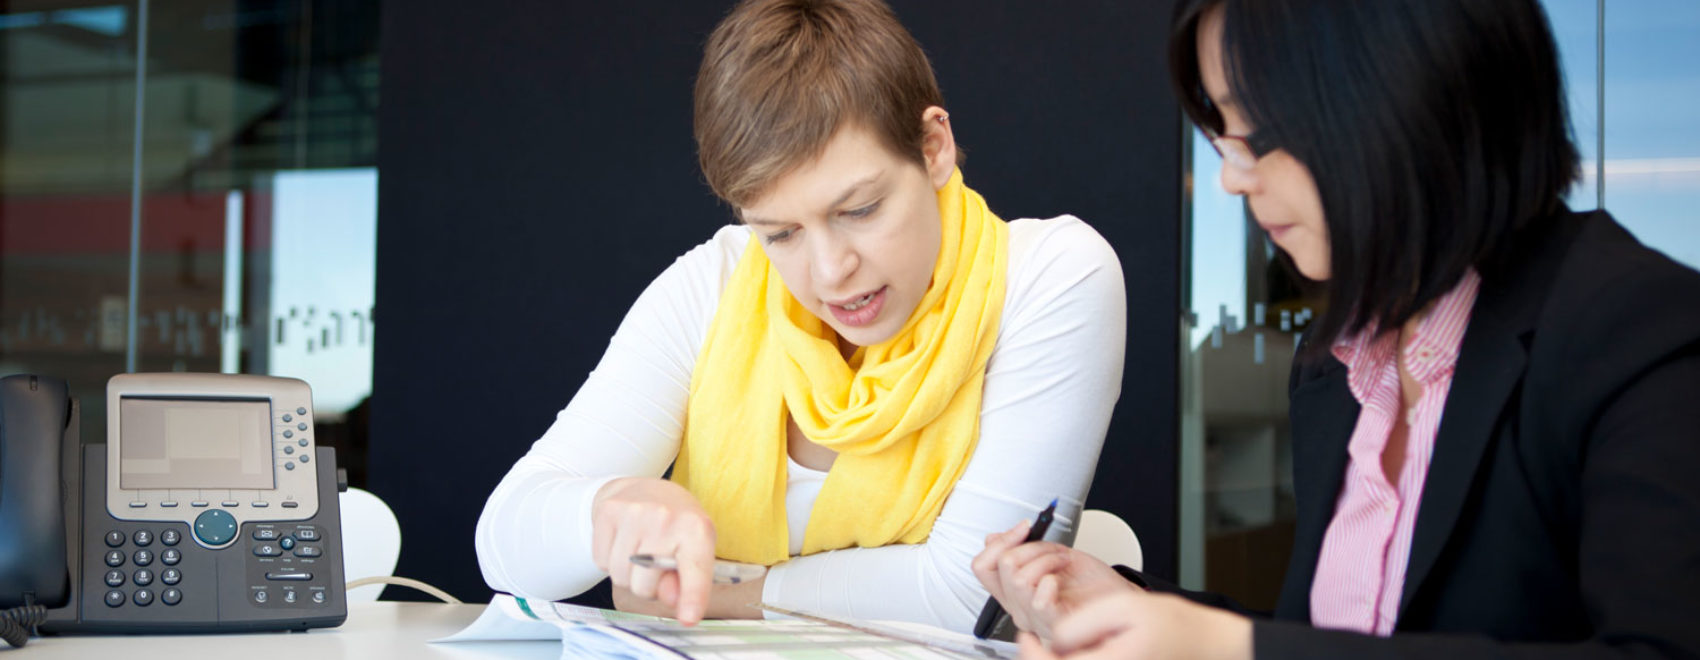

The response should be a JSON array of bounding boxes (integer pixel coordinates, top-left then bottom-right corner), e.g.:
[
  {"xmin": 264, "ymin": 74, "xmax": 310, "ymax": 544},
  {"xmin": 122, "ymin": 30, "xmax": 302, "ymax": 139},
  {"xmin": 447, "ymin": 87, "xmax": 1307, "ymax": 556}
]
[{"xmin": 0, "ymin": 374, "xmax": 75, "ymax": 648}]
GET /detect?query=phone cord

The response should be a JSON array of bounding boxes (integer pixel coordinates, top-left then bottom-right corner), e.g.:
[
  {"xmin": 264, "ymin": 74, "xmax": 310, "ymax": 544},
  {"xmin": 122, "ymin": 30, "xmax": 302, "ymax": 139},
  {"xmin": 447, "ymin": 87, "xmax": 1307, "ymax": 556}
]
[{"xmin": 1, "ymin": 603, "xmax": 47, "ymax": 648}]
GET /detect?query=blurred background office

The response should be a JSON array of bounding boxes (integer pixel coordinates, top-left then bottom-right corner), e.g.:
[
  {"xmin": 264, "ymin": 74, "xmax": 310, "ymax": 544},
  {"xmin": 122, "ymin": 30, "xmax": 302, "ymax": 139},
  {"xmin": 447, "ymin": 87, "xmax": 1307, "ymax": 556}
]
[{"xmin": 1, "ymin": 0, "xmax": 1694, "ymax": 609}]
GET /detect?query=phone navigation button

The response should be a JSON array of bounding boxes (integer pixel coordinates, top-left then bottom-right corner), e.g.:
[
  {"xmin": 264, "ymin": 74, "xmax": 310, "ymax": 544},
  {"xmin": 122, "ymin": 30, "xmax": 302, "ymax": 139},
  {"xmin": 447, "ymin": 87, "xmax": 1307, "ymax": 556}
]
[{"xmin": 193, "ymin": 509, "xmax": 239, "ymax": 546}]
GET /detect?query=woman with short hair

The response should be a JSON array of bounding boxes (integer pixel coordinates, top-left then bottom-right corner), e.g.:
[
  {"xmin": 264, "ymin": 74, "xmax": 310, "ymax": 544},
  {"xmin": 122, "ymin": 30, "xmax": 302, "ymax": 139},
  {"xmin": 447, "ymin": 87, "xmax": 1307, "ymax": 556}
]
[{"xmin": 476, "ymin": 0, "xmax": 1126, "ymax": 630}]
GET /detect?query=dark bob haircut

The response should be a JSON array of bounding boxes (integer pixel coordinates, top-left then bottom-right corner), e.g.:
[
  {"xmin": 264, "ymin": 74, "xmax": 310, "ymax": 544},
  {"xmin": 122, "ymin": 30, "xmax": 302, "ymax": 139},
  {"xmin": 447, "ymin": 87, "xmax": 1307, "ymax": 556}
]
[{"xmin": 1169, "ymin": 0, "xmax": 1580, "ymax": 356}]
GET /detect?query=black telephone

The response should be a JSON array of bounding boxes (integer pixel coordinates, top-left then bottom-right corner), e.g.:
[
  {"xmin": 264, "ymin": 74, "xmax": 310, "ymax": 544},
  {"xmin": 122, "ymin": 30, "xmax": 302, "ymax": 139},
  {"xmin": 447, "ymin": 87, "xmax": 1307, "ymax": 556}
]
[{"xmin": 0, "ymin": 373, "xmax": 346, "ymax": 647}]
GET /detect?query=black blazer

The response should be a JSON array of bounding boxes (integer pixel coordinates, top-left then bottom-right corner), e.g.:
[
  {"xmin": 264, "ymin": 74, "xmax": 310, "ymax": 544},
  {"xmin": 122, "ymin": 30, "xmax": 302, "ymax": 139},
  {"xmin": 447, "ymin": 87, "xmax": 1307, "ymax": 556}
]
[{"xmin": 1151, "ymin": 210, "xmax": 1700, "ymax": 659}]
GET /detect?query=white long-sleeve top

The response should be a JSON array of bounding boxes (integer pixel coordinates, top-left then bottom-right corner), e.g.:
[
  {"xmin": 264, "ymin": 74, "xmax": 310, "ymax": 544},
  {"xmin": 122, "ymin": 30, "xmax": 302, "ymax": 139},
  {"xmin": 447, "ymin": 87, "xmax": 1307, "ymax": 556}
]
[{"xmin": 475, "ymin": 215, "xmax": 1126, "ymax": 633}]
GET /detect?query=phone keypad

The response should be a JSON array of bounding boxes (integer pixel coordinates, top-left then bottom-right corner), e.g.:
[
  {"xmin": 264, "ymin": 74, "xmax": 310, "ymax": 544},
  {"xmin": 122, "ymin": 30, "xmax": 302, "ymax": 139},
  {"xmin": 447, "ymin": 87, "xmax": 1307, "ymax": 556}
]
[{"xmin": 101, "ymin": 528, "xmax": 184, "ymax": 608}]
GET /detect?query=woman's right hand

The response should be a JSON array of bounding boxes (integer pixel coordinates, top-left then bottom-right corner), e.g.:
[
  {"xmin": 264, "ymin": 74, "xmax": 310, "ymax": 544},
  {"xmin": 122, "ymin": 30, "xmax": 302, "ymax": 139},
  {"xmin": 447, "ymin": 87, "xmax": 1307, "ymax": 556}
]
[{"xmin": 591, "ymin": 477, "xmax": 717, "ymax": 625}]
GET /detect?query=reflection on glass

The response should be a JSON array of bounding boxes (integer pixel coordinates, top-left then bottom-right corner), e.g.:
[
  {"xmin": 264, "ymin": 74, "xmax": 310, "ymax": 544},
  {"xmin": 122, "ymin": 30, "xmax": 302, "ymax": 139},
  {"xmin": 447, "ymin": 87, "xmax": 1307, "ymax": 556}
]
[
  {"xmin": 0, "ymin": 2, "xmax": 377, "ymax": 476},
  {"xmin": 268, "ymin": 168, "xmax": 377, "ymax": 415},
  {"xmin": 1180, "ymin": 132, "xmax": 1306, "ymax": 607},
  {"xmin": 1, "ymin": 2, "xmax": 143, "ymax": 422}
]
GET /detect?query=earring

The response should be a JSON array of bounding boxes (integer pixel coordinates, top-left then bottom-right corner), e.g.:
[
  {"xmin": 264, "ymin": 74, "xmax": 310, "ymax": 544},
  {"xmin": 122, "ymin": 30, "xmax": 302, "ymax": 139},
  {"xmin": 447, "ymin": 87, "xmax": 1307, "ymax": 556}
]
[{"xmin": 936, "ymin": 114, "xmax": 949, "ymax": 123}]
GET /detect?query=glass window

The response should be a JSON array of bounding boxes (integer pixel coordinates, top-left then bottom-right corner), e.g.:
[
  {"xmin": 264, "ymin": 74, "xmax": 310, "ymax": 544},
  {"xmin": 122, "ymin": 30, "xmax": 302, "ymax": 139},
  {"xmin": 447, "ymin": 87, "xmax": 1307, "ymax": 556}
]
[
  {"xmin": 0, "ymin": 1, "xmax": 378, "ymax": 482},
  {"xmin": 1180, "ymin": 133, "xmax": 1305, "ymax": 606},
  {"xmin": 1599, "ymin": 1, "xmax": 1700, "ymax": 269}
]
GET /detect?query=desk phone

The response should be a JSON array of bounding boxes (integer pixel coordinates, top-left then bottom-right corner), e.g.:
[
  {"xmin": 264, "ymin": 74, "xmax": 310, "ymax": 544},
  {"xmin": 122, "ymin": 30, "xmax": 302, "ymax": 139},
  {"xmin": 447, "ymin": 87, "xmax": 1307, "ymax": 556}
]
[{"xmin": 5, "ymin": 373, "xmax": 350, "ymax": 634}]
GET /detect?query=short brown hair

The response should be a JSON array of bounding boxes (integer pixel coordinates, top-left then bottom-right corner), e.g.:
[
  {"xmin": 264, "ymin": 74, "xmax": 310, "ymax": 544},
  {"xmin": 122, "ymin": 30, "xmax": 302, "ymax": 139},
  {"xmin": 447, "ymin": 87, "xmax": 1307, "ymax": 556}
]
[{"xmin": 694, "ymin": 0, "xmax": 946, "ymax": 208}]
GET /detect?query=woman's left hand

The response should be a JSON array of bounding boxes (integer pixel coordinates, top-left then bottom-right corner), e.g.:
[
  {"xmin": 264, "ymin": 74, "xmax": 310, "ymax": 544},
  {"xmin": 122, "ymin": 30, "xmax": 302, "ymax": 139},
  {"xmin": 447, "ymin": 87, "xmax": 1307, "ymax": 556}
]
[
  {"xmin": 972, "ymin": 522, "xmax": 1136, "ymax": 639},
  {"xmin": 1015, "ymin": 590, "xmax": 1252, "ymax": 660}
]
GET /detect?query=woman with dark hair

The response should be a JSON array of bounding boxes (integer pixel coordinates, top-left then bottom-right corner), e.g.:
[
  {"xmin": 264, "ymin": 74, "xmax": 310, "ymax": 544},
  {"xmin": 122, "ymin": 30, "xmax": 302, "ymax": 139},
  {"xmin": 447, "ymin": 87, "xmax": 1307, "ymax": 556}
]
[{"xmin": 972, "ymin": 0, "xmax": 1700, "ymax": 658}]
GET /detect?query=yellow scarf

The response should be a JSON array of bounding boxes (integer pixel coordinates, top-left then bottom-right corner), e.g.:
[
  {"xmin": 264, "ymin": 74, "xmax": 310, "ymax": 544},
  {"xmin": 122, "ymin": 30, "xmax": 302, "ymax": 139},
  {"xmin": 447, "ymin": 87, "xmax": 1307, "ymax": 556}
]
[{"xmin": 674, "ymin": 169, "xmax": 1008, "ymax": 565}]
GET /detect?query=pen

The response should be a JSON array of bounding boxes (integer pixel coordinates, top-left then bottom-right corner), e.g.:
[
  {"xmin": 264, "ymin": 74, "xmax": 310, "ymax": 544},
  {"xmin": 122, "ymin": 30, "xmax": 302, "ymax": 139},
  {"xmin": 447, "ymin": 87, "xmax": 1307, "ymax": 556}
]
[
  {"xmin": 628, "ymin": 554, "xmax": 769, "ymax": 584},
  {"xmin": 972, "ymin": 498, "xmax": 1057, "ymax": 639}
]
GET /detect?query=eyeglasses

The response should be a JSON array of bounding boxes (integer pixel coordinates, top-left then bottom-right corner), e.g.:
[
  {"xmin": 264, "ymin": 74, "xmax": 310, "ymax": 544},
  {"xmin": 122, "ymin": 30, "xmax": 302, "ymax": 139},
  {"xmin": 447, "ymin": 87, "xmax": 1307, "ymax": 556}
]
[{"xmin": 1204, "ymin": 129, "xmax": 1278, "ymax": 172}]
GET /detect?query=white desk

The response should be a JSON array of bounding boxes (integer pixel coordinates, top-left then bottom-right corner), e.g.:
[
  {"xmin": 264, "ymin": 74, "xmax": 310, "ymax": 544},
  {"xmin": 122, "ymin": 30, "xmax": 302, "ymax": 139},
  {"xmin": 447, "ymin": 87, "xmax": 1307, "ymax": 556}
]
[{"xmin": 22, "ymin": 601, "xmax": 558, "ymax": 660}]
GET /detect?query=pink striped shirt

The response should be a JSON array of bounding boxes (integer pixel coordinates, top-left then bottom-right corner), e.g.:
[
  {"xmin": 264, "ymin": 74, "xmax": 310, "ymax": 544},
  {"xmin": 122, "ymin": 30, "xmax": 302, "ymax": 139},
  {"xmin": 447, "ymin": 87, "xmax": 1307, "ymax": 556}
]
[{"xmin": 1309, "ymin": 269, "xmax": 1482, "ymax": 636}]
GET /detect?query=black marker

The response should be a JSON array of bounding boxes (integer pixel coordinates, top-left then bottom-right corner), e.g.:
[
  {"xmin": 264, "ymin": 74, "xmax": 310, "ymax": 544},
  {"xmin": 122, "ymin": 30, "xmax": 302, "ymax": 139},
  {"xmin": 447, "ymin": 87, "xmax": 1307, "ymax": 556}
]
[{"xmin": 972, "ymin": 498, "xmax": 1057, "ymax": 639}]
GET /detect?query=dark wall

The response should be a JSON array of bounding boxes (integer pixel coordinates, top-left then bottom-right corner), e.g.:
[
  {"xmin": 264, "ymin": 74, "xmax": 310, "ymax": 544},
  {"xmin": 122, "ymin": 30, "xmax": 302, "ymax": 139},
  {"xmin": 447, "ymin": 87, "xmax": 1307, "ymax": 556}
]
[{"xmin": 373, "ymin": 1, "xmax": 1180, "ymax": 603}]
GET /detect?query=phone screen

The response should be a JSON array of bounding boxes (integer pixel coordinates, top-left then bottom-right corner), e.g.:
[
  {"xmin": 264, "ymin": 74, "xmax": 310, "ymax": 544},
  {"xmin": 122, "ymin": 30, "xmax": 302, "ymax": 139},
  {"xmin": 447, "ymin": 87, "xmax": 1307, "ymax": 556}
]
[{"xmin": 117, "ymin": 397, "xmax": 276, "ymax": 491}]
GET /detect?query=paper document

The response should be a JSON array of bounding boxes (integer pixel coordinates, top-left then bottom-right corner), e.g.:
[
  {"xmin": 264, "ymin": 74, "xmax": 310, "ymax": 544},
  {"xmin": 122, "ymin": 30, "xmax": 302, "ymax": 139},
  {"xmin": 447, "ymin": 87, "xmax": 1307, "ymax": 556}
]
[
  {"xmin": 436, "ymin": 593, "xmax": 1017, "ymax": 660},
  {"xmin": 757, "ymin": 603, "xmax": 1016, "ymax": 660}
]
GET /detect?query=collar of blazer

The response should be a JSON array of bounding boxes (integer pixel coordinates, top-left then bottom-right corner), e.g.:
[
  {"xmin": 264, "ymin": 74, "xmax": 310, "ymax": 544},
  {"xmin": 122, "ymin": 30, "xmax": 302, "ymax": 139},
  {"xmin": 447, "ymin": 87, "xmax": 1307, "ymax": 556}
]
[{"xmin": 1281, "ymin": 209, "xmax": 1591, "ymax": 624}]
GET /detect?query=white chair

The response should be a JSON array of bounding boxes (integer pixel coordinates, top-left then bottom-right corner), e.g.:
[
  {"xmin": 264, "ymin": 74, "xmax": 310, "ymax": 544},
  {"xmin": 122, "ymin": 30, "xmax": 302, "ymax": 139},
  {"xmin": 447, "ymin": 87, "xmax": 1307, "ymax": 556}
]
[
  {"xmin": 338, "ymin": 487, "xmax": 403, "ymax": 602},
  {"xmin": 1073, "ymin": 509, "xmax": 1144, "ymax": 571},
  {"xmin": 337, "ymin": 487, "xmax": 459, "ymax": 603}
]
